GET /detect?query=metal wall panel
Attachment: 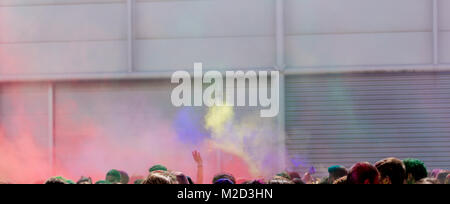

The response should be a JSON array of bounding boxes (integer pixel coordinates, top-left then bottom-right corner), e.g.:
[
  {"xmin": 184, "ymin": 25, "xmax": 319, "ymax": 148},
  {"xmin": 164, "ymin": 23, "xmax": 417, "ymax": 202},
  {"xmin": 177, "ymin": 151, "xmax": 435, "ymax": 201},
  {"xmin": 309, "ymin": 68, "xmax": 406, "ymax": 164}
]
[{"xmin": 286, "ymin": 72, "xmax": 450, "ymax": 175}]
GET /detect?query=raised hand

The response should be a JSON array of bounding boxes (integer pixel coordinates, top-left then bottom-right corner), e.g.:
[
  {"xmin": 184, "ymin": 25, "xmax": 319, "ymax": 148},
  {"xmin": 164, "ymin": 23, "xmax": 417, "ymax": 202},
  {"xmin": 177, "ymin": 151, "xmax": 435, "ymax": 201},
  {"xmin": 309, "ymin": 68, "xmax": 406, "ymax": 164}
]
[
  {"xmin": 192, "ymin": 150, "xmax": 204, "ymax": 184},
  {"xmin": 192, "ymin": 150, "xmax": 203, "ymax": 166}
]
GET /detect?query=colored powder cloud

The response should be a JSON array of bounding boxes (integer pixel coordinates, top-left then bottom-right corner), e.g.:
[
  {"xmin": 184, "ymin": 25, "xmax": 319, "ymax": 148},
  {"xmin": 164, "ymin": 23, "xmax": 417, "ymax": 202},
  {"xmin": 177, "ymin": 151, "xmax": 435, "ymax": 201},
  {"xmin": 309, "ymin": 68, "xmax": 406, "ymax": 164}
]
[
  {"xmin": 174, "ymin": 107, "xmax": 210, "ymax": 146},
  {"xmin": 204, "ymin": 105, "xmax": 280, "ymax": 177}
]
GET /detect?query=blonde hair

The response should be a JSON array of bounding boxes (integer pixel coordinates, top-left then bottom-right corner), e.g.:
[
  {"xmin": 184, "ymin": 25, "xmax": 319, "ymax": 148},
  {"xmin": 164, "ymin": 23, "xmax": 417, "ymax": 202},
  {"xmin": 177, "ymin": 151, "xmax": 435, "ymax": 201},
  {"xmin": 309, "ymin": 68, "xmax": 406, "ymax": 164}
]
[{"xmin": 143, "ymin": 171, "xmax": 178, "ymax": 184}]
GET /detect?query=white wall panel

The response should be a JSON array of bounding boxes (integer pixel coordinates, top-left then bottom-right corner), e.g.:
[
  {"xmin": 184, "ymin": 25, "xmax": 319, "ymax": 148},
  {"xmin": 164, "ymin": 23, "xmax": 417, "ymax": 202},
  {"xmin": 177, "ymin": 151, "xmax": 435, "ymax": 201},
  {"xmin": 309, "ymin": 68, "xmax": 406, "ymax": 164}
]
[
  {"xmin": 439, "ymin": 0, "xmax": 450, "ymax": 31},
  {"xmin": 286, "ymin": 0, "xmax": 431, "ymax": 34},
  {"xmin": 0, "ymin": 1, "xmax": 128, "ymax": 75},
  {"xmin": 0, "ymin": 0, "xmax": 124, "ymax": 6},
  {"xmin": 136, "ymin": 37, "xmax": 275, "ymax": 71},
  {"xmin": 0, "ymin": 41, "xmax": 127, "ymax": 74},
  {"xmin": 286, "ymin": 32, "xmax": 432, "ymax": 67},
  {"xmin": 440, "ymin": 0, "xmax": 450, "ymax": 63},
  {"xmin": 135, "ymin": 0, "xmax": 275, "ymax": 71},
  {"xmin": 440, "ymin": 32, "xmax": 450, "ymax": 63},
  {"xmin": 0, "ymin": 3, "xmax": 126, "ymax": 43},
  {"xmin": 136, "ymin": 0, "xmax": 274, "ymax": 39}
]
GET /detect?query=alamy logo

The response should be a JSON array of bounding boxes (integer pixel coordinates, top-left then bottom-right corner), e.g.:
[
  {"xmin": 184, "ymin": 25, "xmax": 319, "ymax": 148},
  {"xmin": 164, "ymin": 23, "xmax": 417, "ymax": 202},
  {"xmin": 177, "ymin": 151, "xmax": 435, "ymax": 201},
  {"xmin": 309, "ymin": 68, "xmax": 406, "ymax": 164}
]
[{"xmin": 171, "ymin": 63, "xmax": 280, "ymax": 117}]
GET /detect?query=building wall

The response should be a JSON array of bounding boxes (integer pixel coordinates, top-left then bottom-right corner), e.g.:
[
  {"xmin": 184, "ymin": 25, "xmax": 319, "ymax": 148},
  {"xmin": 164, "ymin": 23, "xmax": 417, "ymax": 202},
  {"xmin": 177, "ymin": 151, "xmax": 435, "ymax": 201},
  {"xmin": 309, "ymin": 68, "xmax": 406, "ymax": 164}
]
[
  {"xmin": 286, "ymin": 0, "xmax": 433, "ymax": 68},
  {"xmin": 0, "ymin": 0, "xmax": 450, "ymax": 176},
  {"xmin": 2, "ymin": 0, "xmax": 449, "ymax": 75}
]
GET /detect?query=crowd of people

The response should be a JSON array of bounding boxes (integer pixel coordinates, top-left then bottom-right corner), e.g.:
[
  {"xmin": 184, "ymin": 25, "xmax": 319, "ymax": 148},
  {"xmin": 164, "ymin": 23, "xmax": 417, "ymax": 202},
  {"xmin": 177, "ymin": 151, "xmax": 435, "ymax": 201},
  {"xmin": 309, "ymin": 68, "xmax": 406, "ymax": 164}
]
[{"xmin": 10, "ymin": 151, "xmax": 450, "ymax": 184}]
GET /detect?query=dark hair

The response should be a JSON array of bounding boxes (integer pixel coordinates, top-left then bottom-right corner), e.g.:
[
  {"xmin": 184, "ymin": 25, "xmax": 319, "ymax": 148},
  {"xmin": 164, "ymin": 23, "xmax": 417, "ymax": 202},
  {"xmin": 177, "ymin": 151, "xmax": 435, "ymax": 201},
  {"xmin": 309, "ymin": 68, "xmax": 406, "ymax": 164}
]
[
  {"xmin": 292, "ymin": 178, "xmax": 305, "ymax": 184},
  {"xmin": 347, "ymin": 162, "xmax": 380, "ymax": 184},
  {"xmin": 186, "ymin": 176, "xmax": 194, "ymax": 184},
  {"xmin": 240, "ymin": 180, "xmax": 252, "ymax": 184},
  {"xmin": 437, "ymin": 171, "xmax": 449, "ymax": 184},
  {"xmin": 288, "ymin": 172, "xmax": 301, "ymax": 180},
  {"xmin": 212, "ymin": 173, "xmax": 236, "ymax": 184},
  {"xmin": 375, "ymin": 157, "xmax": 406, "ymax": 184},
  {"xmin": 119, "ymin": 171, "xmax": 130, "ymax": 184},
  {"xmin": 214, "ymin": 178, "xmax": 234, "ymax": 184},
  {"xmin": 45, "ymin": 177, "xmax": 68, "ymax": 184},
  {"xmin": 173, "ymin": 172, "xmax": 189, "ymax": 184},
  {"xmin": 250, "ymin": 179, "xmax": 265, "ymax": 185},
  {"xmin": 403, "ymin": 159, "xmax": 428, "ymax": 183}
]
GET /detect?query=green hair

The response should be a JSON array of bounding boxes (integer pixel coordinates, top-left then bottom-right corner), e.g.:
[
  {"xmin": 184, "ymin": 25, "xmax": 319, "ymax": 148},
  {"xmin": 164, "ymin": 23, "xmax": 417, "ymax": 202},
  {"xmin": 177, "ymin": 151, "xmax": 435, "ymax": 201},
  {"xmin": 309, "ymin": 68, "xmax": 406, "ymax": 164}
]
[
  {"xmin": 95, "ymin": 180, "xmax": 111, "ymax": 184},
  {"xmin": 403, "ymin": 158, "xmax": 428, "ymax": 183},
  {"xmin": 328, "ymin": 165, "xmax": 345, "ymax": 173},
  {"xmin": 54, "ymin": 176, "xmax": 75, "ymax": 184},
  {"xmin": 276, "ymin": 172, "xmax": 291, "ymax": 180},
  {"xmin": 149, "ymin": 165, "xmax": 168, "ymax": 173},
  {"xmin": 65, "ymin": 179, "xmax": 75, "ymax": 184},
  {"xmin": 106, "ymin": 169, "xmax": 122, "ymax": 183}
]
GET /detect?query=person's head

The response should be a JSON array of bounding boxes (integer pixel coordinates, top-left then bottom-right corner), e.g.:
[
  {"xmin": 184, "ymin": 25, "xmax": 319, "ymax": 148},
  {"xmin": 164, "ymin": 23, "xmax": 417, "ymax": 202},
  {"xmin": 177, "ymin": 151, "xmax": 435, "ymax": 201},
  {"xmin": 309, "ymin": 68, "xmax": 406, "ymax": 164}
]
[
  {"xmin": 130, "ymin": 175, "xmax": 144, "ymax": 184},
  {"xmin": 318, "ymin": 177, "xmax": 329, "ymax": 184},
  {"xmin": 328, "ymin": 165, "xmax": 348, "ymax": 184},
  {"xmin": 416, "ymin": 177, "xmax": 439, "ymax": 184},
  {"xmin": 276, "ymin": 172, "xmax": 291, "ymax": 180},
  {"xmin": 186, "ymin": 176, "xmax": 194, "ymax": 184},
  {"xmin": 436, "ymin": 171, "xmax": 449, "ymax": 184},
  {"xmin": 77, "ymin": 176, "xmax": 93, "ymax": 184},
  {"xmin": 172, "ymin": 172, "xmax": 189, "ymax": 184},
  {"xmin": 240, "ymin": 179, "xmax": 264, "ymax": 184},
  {"xmin": 214, "ymin": 178, "xmax": 234, "ymax": 184},
  {"xmin": 212, "ymin": 173, "xmax": 236, "ymax": 184},
  {"xmin": 292, "ymin": 178, "xmax": 305, "ymax": 184},
  {"xmin": 149, "ymin": 165, "xmax": 168, "ymax": 173},
  {"xmin": 95, "ymin": 180, "xmax": 111, "ymax": 184},
  {"xmin": 403, "ymin": 159, "xmax": 428, "ymax": 184},
  {"xmin": 106, "ymin": 169, "xmax": 122, "ymax": 183},
  {"xmin": 240, "ymin": 180, "xmax": 252, "ymax": 184},
  {"xmin": 375, "ymin": 157, "xmax": 406, "ymax": 184},
  {"xmin": 45, "ymin": 176, "xmax": 69, "ymax": 184},
  {"xmin": 347, "ymin": 162, "xmax": 380, "ymax": 184},
  {"xmin": 431, "ymin": 169, "xmax": 445, "ymax": 178},
  {"xmin": 268, "ymin": 176, "xmax": 294, "ymax": 184},
  {"xmin": 143, "ymin": 171, "xmax": 177, "ymax": 184},
  {"xmin": 446, "ymin": 174, "xmax": 450, "ymax": 184},
  {"xmin": 134, "ymin": 179, "xmax": 144, "ymax": 184},
  {"xmin": 251, "ymin": 179, "xmax": 265, "ymax": 185},
  {"xmin": 119, "ymin": 171, "xmax": 130, "ymax": 184},
  {"xmin": 288, "ymin": 172, "xmax": 301, "ymax": 180}
]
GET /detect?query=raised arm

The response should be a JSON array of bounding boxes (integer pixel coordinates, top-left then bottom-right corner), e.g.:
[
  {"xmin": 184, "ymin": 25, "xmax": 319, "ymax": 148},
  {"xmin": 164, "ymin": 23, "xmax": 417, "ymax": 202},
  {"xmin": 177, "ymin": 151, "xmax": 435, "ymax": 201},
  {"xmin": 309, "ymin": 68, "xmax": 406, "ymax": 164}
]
[{"xmin": 192, "ymin": 150, "xmax": 204, "ymax": 184}]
